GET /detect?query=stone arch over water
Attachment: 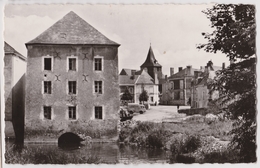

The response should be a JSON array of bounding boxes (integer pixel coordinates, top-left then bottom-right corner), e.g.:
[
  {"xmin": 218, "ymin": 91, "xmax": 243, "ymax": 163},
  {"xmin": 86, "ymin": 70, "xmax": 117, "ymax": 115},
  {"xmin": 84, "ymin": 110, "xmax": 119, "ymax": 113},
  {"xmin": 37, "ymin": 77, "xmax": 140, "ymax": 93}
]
[{"xmin": 58, "ymin": 132, "xmax": 83, "ymax": 148}]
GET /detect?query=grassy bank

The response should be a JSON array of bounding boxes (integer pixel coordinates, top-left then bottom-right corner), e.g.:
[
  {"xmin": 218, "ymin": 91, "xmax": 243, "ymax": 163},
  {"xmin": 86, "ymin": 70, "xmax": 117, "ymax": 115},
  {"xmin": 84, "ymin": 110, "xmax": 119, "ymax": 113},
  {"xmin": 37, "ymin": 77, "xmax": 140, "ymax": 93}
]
[
  {"xmin": 119, "ymin": 120, "xmax": 237, "ymax": 163},
  {"xmin": 5, "ymin": 144, "xmax": 102, "ymax": 164}
]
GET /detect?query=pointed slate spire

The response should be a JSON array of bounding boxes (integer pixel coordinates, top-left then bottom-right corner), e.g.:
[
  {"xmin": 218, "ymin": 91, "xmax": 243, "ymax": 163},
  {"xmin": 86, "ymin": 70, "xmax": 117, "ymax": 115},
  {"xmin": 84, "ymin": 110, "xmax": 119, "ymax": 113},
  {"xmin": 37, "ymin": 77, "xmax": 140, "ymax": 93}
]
[
  {"xmin": 140, "ymin": 46, "xmax": 161, "ymax": 68},
  {"xmin": 26, "ymin": 11, "xmax": 119, "ymax": 46}
]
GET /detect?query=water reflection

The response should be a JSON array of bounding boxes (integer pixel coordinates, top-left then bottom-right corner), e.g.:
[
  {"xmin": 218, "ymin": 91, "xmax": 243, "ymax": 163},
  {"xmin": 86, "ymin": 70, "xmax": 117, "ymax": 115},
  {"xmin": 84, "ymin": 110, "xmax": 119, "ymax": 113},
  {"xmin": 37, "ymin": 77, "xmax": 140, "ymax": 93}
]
[{"xmin": 5, "ymin": 140, "xmax": 169, "ymax": 164}]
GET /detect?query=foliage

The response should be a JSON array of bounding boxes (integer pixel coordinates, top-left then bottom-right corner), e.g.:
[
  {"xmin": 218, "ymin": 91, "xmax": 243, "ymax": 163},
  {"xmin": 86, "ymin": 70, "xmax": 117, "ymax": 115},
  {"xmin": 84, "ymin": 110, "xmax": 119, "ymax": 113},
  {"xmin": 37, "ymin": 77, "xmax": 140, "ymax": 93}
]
[
  {"xmin": 170, "ymin": 134, "xmax": 201, "ymax": 155},
  {"xmin": 198, "ymin": 4, "xmax": 256, "ymax": 162},
  {"xmin": 5, "ymin": 144, "xmax": 102, "ymax": 164},
  {"xmin": 121, "ymin": 87, "xmax": 133, "ymax": 101},
  {"xmin": 119, "ymin": 122, "xmax": 170, "ymax": 148},
  {"xmin": 139, "ymin": 90, "xmax": 149, "ymax": 103}
]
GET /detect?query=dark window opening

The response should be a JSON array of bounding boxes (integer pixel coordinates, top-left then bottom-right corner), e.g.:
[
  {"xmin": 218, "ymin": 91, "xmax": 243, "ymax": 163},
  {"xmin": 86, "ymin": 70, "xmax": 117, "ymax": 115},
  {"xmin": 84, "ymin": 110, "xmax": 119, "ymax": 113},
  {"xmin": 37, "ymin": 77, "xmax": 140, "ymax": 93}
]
[
  {"xmin": 68, "ymin": 81, "xmax": 77, "ymax": 94},
  {"xmin": 95, "ymin": 81, "xmax": 102, "ymax": 94},
  {"xmin": 94, "ymin": 58, "xmax": 102, "ymax": 71},
  {"xmin": 69, "ymin": 58, "xmax": 76, "ymax": 71},
  {"xmin": 44, "ymin": 106, "xmax": 51, "ymax": 120},
  {"xmin": 44, "ymin": 58, "xmax": 52, "ymax": 70},
  {"xmin": 95, "ymin": 106, "xmax": 103, "ymax": 119},
  {"xmin": 174, "ymin": 80, "xmax": 180, "ymax": 90},
  {"xmin": 44, "ymin": 81, "xmax": 52, "ymax": 94},
  {"xmin": 68, "ymin": 106, "xmax": 76, "ymax": 120}
]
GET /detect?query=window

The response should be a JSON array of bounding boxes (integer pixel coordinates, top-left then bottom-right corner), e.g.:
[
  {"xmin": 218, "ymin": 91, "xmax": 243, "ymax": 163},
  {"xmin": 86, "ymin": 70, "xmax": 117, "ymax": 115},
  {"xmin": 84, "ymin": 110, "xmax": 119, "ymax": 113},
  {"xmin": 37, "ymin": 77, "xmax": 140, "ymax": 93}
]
[
  {"xmin": 94, "ymin": 58, "xmax": 102, "ymax": 71},
  {"xmin": 94, "ymin": 81, "xmax": 102, "ymax": 94},
  {"xmin": 68, "ymin": 106, "xmax": 76, "ymax": 120},
  {"xmin": 44, "ymin": 81, "xmax": 52, "ymax": 94},
  {"xmin": 68, "ymin": 81, "xmax": 77, "ymax": 94},
  {"xmin": 174, "ymin": 80, "xmax": 180, "ymax": 89},
  {"xmin": 44, "ymin": 58, "xmax": 52, "ymax": 70},
  {"xmin": 43, "ymin": 106, "xmax": 51, "ymax": 120},
  {"xmin": 69, "ymin": 58, "xmax": 76, "ymax": 71},
  {"xmin": 95, "ymin": 106, "xmax": 103, "ymax": 119},
  {"xmin": 151, "ymin": 97, "xmax": 154, "ymax": 102}
]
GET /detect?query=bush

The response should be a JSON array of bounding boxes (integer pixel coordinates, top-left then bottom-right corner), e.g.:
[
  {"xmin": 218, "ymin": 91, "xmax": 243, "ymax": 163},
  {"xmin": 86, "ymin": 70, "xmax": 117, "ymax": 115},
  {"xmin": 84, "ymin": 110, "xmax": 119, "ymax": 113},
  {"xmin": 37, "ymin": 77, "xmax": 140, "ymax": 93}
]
[
  {"xmin": 146, "ymin": 130, "xmax": 164, "ymax": 148},
  {"xmin": 182, "ymin": 135, "xmax": 201, "ymax": 153},
  {"xmin": 170, "ymin": 134, "xmax": 201, "ymax": 155}
]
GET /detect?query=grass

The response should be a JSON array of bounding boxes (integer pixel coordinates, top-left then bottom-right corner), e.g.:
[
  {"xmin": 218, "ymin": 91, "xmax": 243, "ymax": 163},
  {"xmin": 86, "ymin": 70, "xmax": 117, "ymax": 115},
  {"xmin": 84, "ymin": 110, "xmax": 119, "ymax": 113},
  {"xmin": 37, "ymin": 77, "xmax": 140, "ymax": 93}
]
[
  {"xmin": 162, "ymin": 120, "xmax": 233, "ymax": 141},
  {"xmin": 5, "ymin": 144, "xmax": 102, "ymax": 164}
]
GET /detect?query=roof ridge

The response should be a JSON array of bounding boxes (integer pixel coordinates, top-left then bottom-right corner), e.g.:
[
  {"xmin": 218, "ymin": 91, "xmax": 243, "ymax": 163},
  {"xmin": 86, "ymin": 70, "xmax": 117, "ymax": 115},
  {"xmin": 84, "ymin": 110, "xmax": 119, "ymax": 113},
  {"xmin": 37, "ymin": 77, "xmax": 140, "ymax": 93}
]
[{"xmin": 26, "ymin": 11, "xmax": 120, "ymax": 46}]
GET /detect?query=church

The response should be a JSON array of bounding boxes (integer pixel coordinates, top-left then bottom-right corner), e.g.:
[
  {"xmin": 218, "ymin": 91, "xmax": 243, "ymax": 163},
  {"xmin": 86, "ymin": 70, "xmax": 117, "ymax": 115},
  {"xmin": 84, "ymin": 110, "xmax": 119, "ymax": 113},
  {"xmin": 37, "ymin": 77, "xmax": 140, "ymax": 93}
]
[{"xmin": 119, "ymin": 45, "xmax": 165, "ymax": 105}]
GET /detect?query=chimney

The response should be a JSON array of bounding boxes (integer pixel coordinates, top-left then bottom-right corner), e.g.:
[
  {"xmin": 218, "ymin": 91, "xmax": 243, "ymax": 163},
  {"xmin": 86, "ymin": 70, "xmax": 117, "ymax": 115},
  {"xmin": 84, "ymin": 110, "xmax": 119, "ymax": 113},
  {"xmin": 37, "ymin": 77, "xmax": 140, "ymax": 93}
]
[
  {"xmin": 178, "ymin": 67, "xmax": 183, "ymax": 72},
  {"xmin": 200, "ymin": 66, "xmax": 203, "ymax": 70},
  {"xmin": 170, "ymin": 67, "xmax": 174, "ymax": 76},
  {"xmin": 222, "ymin": 63, "xmax": 225, "ymax": 69},
  {"xmin": 165, "ymin": 75, "xmax": 168, "ymax": 81},
  {"xmin": 186, "ymin": 65, "xmax": 192, "ymax": 76},
  {"xmin": 131, "ymin": 70, "xmax": 136, "ymax": 79}
]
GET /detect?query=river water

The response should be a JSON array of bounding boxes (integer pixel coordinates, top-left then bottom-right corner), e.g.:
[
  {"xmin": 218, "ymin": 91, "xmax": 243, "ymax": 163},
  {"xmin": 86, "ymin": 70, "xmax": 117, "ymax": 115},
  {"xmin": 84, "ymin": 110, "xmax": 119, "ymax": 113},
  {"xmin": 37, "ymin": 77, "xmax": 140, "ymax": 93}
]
[{"xmin": 5, "ymin": 140, "xmax": 171, "ymax": 164}]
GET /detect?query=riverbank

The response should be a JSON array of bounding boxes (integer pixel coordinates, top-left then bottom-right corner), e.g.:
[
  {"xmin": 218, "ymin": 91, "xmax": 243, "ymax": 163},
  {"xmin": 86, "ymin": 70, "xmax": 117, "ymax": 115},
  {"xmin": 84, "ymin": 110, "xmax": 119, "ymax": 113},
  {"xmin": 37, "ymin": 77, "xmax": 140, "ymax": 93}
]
[{"xmin": 118, "ymin": 118, "xmax": 238, "ymax": 163}]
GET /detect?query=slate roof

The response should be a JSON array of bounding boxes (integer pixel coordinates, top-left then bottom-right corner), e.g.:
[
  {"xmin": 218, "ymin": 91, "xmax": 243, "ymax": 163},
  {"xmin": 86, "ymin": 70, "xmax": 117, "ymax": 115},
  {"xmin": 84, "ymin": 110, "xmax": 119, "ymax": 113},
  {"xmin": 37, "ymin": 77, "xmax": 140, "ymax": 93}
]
[
  {"xmin": 119, "ymin": 75, "xmax": 137, "ymax": 85},
  {"xmin": 26, "ymin": 11, "xmax": 119, "ymax": 46},
  {"xmin": 140, "ymin": 46, "xmax": 161, "ymax": 68},
  {"xmin": 119, "ymin": 69, "xmax": 155, "ymax": 85},
  {"xmin": 119, "ymin": 69, "xmax": 138, "ymax": 76},
  {"xmin": 4, "ymin": 42, "xmax": 27, "ymax": 61},
  {"xmin": 168, "ymin": 67, "xmax": 200, "ymax": 79},
  {"xmin": 135, "ymin": 70, "xmax": 155, "ymax": 84}
]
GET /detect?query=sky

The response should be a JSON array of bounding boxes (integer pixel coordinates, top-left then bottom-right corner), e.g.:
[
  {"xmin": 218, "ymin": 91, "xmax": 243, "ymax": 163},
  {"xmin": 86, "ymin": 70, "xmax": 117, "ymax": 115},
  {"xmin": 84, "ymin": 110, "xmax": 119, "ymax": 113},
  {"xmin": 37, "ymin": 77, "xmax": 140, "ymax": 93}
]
[{"xmin": 4, "ymin": 4, "xmax": 230, "ymax": 76}]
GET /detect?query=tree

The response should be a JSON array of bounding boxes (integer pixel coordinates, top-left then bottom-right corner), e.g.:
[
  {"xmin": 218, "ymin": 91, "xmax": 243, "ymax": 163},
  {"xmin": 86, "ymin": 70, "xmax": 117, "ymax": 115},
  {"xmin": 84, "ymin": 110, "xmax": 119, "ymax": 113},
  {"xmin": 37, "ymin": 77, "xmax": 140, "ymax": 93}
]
[
  {"xmin": 121, "ymin": 87, "xmax": 133, "ymax": 102},
  {"xmin": 139, "ymin": 90, "xmax": 149, "ymax": 104},
  {"xmin": 198, "ymin": 4, "xmax": 256, "ymax": 162}
]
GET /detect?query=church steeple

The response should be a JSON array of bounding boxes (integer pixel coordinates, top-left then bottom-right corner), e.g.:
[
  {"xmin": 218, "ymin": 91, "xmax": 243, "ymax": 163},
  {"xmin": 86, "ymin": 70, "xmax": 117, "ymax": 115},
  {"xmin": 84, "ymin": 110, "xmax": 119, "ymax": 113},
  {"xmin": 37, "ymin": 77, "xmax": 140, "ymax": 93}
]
[
  {"xmin": 140, "ymin": 46, "xmax": 161, "ymax": 68},
  {"xmin": 140, "ymin": 45, "xmax": 162, "ymax": 80}
]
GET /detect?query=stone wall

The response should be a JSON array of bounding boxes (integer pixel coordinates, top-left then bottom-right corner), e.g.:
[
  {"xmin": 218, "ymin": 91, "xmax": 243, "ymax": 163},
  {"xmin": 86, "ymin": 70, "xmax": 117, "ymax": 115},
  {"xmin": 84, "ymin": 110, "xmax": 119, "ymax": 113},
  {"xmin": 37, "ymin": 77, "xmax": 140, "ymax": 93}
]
[{"xmin": 25, "ymin": 44, "xmax": 119, "ymax": 140}]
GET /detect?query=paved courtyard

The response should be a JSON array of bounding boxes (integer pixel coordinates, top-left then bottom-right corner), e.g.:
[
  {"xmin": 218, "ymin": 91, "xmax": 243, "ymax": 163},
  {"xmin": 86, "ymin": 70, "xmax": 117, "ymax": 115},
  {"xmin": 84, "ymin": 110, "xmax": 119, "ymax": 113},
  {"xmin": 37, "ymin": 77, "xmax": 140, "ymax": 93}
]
[{"xmin": 132, "ymin": 105, "xmax": 190, "ymax": 123}]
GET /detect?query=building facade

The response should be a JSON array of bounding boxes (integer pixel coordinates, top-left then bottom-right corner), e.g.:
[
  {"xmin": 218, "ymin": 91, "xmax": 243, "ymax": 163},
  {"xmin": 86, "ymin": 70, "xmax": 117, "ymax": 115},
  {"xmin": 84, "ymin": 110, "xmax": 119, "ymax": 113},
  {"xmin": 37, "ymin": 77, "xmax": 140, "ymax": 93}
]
[
  {"xmin": 4, "ymin": 42, "xmax": 27, "ymax": 139},
  {"xmin": 161, "ymin": 66, "xmax": 200, "ymax": 106},
  {"xmin": 25, "ymin": 11, "xmax": 120, "ymax": 140},
  {"xmin": 190, "ymin": 61, "xmax": 222, "ymax": 108},
  {"xmin": 119, "ymin": 69, "xmax": 159, "ymax": 105}
]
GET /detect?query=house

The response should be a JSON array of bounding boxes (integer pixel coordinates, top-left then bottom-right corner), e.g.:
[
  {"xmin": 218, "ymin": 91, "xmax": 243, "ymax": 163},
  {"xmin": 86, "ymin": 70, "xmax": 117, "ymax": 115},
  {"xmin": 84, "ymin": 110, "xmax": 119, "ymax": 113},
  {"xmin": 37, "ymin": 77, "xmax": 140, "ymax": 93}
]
[
  {"xmin": 4, "ymin": 42, "xmax": 27, "ymax": 139},
  {"xmin": 119, "ymin": 68, "xmax": 159, "ymax": 104},
  {"xmin": 161, "ymin": 65, "xmax": 200, "ymax": 106},
  {"xmin": 190, "ymin": 61, "xmax": 223, "ymax": 108},
  {"xmin": 119, "ymin": 46, "xmax": 162, "ymax": 105},
  {"xmin": 24, "ymin": 11, "xmax": 120, "ymax": 141}
]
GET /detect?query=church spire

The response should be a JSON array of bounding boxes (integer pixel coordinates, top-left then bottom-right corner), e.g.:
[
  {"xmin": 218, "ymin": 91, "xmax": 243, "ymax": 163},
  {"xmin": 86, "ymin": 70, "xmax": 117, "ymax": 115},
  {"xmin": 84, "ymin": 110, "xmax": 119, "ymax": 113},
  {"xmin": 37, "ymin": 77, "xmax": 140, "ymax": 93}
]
[{"xmin": 140, "ymin": 45, "xmax": 161, "ymax": 68}]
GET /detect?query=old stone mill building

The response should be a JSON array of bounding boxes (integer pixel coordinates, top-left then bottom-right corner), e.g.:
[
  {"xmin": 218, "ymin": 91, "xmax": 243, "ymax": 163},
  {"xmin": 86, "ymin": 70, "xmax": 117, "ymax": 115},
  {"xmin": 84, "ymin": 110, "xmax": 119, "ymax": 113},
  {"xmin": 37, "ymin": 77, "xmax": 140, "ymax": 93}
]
[{"xmin": 25, "ymin": 11, "xmax": 120, "ymax": 141}]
